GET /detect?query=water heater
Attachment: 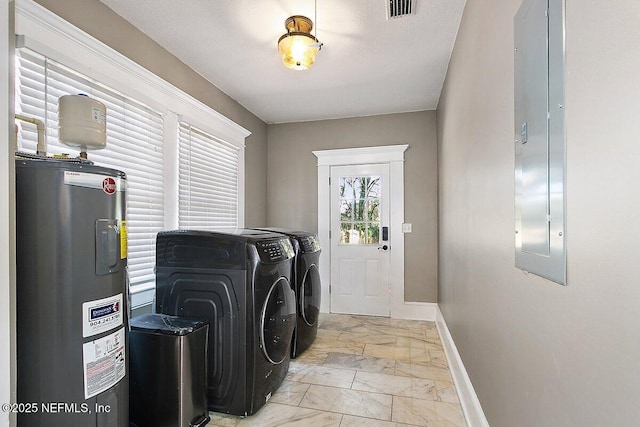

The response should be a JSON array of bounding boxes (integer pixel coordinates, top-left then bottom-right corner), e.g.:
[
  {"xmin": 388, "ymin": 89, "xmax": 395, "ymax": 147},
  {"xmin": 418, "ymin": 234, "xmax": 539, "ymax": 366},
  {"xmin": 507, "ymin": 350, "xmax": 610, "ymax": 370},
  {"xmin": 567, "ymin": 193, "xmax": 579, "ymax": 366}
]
[{"xmin": 15, "ymin": 156, "xmax": 129, "ymax": 426}]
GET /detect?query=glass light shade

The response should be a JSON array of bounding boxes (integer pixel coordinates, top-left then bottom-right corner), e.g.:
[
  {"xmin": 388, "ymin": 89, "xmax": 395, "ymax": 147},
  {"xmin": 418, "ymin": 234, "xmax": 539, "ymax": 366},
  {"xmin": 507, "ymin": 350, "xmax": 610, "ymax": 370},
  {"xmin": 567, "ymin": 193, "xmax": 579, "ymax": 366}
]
[
  {"xmin": 278, "ymin": 15, "xmax": 320, "ymax": 71},
  {"xmin": 278, "ymin": 33, "xmax": 319, "ymax": 70}
]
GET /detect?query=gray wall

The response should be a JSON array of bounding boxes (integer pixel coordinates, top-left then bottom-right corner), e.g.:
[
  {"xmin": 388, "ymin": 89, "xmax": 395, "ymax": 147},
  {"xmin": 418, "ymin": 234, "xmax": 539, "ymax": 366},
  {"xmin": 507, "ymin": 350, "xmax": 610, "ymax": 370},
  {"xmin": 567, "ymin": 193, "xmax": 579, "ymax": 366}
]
[
  {"xmin": 33, "ymin": 0, "xmax": 268, "ymax": 227},
  {"xmin": 267, "ymin": 111, "xmax": 438, "ymax": 303},
  {"xmin": 437, "ymin": 0, "xmax": 640, "ymax": 426}
]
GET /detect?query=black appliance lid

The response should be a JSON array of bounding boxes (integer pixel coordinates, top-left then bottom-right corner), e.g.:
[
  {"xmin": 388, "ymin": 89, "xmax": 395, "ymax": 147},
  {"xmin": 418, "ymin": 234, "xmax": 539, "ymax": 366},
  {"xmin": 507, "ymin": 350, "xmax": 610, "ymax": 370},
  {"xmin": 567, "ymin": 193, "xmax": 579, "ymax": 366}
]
[
  {"xmin": 253, "ymin": 228, "xmax": 320, "ymax": 253},
  {"xmin": 253, "ymin": 227, "xmax": 316, "ymax": 238},
  {"xmin": 130, "ymin": 313, "xmax": 208, "ymax": 335},
  {"xmin": 158, "ymin": 228, "xmax": 287, "ymax": 244}
]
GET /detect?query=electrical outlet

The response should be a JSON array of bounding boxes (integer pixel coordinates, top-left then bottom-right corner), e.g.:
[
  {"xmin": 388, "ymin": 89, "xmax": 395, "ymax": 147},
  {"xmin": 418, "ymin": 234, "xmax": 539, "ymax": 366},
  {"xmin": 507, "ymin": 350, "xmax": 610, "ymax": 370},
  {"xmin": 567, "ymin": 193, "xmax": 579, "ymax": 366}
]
[{"xmin": 402, "ymin": 223, "xmax": 412, "ymax": 233}]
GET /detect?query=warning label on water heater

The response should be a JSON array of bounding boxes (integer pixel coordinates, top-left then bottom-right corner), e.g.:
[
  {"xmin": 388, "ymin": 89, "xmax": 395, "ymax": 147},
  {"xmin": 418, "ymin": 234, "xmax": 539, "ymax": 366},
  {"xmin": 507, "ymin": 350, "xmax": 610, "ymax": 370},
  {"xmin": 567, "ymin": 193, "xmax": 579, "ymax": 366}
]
[
  {"xmin": 119, "ymin": 220, "xmax": 127, "ymax": 259},
  {"xmin": 82, "ymin": 294, "xmax": 123, "ymax": 338},
  {"xmin": 82, "ymin": 327, "xmax": 126, "ymax": 399}
]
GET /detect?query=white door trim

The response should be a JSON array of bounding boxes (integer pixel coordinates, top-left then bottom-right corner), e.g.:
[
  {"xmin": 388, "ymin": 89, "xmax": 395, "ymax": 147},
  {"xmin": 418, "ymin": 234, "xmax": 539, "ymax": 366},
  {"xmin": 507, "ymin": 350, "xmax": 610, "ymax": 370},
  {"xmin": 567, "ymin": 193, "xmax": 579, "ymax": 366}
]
[
  {"xmin": 313, "ymin": 144, "xmax": 408, "ymax": 317},
  {"xmin": 1, "ymin": 2, "xmax": 15, "ymax": 426}
]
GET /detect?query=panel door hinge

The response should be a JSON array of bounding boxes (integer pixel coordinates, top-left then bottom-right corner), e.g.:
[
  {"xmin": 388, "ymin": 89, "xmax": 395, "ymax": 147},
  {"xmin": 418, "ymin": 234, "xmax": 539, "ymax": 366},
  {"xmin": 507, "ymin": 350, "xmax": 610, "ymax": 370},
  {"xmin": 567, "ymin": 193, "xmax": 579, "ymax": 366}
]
[
  {"xmin": 545, "ymin": 8, "xmax": 549, "ymax": 17},
  {"xmin": 329, "ymin": 284, "xmax": 331, "ymax": 294},
  {"xmin": 329, "ymin": 177, "xmax": 331, "ymax": 185},
  {"xmin": 329, "ymin": 230, "xmax": 331, "ymax": 239}
]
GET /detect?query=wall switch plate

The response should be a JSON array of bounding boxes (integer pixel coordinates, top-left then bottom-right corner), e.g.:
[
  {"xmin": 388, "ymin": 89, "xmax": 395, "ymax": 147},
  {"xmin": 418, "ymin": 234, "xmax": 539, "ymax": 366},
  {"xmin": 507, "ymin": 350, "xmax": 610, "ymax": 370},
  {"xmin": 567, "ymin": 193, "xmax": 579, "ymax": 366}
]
[{"xmin": 402, "ymin": 223, "xmax": 412, "ymax": 233}]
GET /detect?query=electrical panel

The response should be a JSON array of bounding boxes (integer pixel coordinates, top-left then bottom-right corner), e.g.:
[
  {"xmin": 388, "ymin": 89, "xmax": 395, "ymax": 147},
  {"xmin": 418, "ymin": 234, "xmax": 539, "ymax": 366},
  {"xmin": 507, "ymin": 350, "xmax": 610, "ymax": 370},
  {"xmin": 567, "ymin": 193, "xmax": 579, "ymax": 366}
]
[{"xmin": 514, "ymin": 0, "xmax": 566, "ymax": 284}]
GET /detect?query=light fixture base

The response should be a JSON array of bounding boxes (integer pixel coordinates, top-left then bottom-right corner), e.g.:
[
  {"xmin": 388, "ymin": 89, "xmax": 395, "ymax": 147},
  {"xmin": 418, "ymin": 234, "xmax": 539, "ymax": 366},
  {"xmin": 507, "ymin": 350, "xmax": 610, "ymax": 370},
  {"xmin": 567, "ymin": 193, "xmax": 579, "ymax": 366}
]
[{"xmin": 284, "ymin": 15, "xmax": 313, "ymax": 33}]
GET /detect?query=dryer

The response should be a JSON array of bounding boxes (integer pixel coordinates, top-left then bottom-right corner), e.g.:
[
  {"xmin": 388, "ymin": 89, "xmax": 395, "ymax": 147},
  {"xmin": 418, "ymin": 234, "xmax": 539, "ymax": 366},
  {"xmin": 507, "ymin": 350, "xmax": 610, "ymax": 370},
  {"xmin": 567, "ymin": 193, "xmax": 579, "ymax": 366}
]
[
  {"xmin": 155, "ymin": 229, "xmax": 296, "ymax": 416},
  {"xmin": 254, "ymin": 228, "xmax": 321, "ymax": 358}
]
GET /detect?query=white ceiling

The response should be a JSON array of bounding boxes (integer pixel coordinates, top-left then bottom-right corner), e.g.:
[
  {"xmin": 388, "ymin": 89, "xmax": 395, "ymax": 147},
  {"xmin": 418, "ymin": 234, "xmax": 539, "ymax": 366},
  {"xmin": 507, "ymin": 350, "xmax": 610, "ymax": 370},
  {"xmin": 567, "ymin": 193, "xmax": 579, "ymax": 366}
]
[{"xmin": 98, "ymin": 0, "xmax": 466, "ymax": 124}]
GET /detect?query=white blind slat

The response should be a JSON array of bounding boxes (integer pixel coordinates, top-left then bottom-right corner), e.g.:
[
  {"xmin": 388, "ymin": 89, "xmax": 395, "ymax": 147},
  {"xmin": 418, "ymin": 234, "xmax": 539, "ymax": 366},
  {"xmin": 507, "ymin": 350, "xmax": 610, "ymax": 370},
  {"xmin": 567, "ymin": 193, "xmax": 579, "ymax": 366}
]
[
  {"xmin": 178, "ymin": 122, "xmax": 239, "ymax": 230},
  {"xmin": 16, "ymin": 48, "xmax": 243, "ymax": 290},
  {"xmin": 15, "ymin": 48, "xmax": 164, "ymax": 287}
]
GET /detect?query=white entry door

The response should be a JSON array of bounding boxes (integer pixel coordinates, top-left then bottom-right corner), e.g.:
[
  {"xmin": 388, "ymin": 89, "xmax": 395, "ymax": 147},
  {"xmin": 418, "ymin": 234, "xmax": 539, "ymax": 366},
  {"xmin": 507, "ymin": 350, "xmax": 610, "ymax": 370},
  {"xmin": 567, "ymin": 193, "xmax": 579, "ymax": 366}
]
[{"xmin": 330, "ymin": 164, "xmax": 390, "ymax": 316}]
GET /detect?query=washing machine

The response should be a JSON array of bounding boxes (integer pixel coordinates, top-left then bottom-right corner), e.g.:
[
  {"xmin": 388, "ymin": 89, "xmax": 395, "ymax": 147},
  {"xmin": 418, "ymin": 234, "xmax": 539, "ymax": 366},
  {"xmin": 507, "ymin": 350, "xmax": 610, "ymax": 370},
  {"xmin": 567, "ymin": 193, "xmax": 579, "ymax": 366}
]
[
  {"xmin": 254, "ymin": 228, "xmax": 321, "ymax": 358},
  {"xmin": 154, "ymin": 229, "xmax": 296, "ymax": 416}
]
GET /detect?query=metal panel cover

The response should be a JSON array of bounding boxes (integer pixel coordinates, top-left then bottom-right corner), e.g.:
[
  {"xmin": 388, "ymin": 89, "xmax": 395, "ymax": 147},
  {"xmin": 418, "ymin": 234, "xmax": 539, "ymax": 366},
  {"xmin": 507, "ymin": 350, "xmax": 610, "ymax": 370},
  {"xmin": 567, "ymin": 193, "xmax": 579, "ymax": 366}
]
[{"xmin": 514, "ymin": 0, "xmax": 566, "ymax": 284}]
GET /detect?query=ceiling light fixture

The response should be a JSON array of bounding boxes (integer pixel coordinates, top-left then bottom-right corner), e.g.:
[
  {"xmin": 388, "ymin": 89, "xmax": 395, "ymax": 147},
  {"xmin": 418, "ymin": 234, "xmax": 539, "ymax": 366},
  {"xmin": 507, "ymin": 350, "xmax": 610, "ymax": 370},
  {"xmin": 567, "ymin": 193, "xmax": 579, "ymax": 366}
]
[{"xmin": 277, "ymin": 9, "xmax": 322, "ymax": 70}]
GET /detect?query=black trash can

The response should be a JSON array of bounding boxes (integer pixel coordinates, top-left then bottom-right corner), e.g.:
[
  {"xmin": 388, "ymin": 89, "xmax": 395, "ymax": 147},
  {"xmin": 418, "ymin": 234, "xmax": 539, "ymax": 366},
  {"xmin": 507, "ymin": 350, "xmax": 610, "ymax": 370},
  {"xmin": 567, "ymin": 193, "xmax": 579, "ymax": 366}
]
[{"xmin": 129, "ymin": 314, "xmax": 210, "ymax": 427}]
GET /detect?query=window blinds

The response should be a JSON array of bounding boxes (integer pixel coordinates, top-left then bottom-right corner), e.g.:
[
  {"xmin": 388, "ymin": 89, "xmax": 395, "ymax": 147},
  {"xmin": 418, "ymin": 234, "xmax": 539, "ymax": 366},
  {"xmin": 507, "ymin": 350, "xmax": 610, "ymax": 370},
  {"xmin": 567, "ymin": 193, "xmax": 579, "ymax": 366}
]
[
  {"xmin": 178, "ymin": 122, "xmax": 239, "ymax": 229},
  {"xmin": 15, "ymin": 48, "xmax": 165, "ymax": 288}
]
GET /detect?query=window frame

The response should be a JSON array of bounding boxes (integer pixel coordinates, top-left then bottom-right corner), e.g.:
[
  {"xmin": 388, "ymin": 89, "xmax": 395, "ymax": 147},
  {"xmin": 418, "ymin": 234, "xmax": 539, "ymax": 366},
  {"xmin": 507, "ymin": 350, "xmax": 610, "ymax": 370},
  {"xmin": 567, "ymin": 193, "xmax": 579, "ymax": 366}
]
[{"xmin": 15, "ymin": 0, "xmax": 251, "ymax": 307}]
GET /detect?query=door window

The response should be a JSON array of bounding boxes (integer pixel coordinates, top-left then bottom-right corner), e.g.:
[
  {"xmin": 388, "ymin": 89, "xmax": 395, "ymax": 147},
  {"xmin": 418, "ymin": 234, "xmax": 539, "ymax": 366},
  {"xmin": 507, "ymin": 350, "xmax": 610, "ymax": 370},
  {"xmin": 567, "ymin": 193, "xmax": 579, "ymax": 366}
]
[{"xmin": 338, "ymin": 176, "xmax": 381, "ymax": 245}]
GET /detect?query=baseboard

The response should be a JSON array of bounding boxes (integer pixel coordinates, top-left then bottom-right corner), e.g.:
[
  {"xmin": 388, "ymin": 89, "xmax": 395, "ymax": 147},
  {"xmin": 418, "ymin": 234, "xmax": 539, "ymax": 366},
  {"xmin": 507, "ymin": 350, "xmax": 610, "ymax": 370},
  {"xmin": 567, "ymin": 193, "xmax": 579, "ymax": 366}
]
[
  {"xmin": 436, "ymin": 306, "xmax": 490, "ymax": 427},
  {"xmin": 392, "ymin": 302, "xmax": 438, "ymax": 321}
]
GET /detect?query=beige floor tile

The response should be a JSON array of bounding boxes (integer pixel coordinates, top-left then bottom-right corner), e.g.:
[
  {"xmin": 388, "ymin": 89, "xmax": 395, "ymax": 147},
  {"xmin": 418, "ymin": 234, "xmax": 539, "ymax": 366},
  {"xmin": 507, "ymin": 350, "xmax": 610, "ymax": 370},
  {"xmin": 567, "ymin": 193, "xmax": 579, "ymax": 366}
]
[
  {"xmin": 435, "ymin": 380, "xmax": 460, "ymax": 404},
  {"xmin": 294, "ymin": 349, "xmax": 330, "ymax": 365},
  {"xmin": 369, "ymin": 325, "xmax": 428, "ymax": 340},
  {"xmin": 236, "ymin": 402, "xmax": 343, "ymax": 427},
  {"xmin": 428, "ymin": 350, "xmax": 450, "ymax": 368},
  {"xmin": 351, "ymin": 316, "xmax": 431, "ymax": 331},
  {"xmin": 340, "ymin": 414, "xmax": 415, "ymax": 427},
  {"xmin": 394, "ymin": 337, "xmax": 443, "ymax": 353},
  {"xmin": 388, "ymin": 318, "xmax": 433, "ymax": 332},
  {"xmin": 300, "ymin": 384, "xmax": 392, "ymax": 421},
  {"xmin": 318, "ymin": 315, "xmax": 363, "ymax": 331},
  {"xmin": 391, "ymin": 396, "xmax": 439, "ymax": 425},
  {"xmin": 338, "ymin": 331, "xmax": 398, "ymax": 345},
  {"xmin": 349, "ymin": 314, "xmax": 389, "ymax": 324},
  {"xmin": 208, "ymin": 412, "xmax": 239, "ymax": 426},
  {"xmin": 288, "ymin": 360, "xmax": 309, "ymax": 374},
  {"xmin": 335, "ymin": 325, "xmax": 389, "ymax": 337},
  {"xmin": 434, "ymin": 401, "xmax": 466, "ymax": 426},
  {"xmin": 427, "ymin": 327, "xmax": 440, "ymax": 342},
  {"xmin": 315, "ymin": 331, "xmax": 346, "ymax": 344},
  {"xmin": 364, "ymin": 344, "xmax": 430, "ymax": 363},
  {"xmin": 287, "ymin": 364, "xmax": 356, "ymax": 388},
  {"xmin": 395, "ymin": 360, "xmax": 453, "ymax": 382},
  {"xmin": 216, "ymin": 314, "xmax": 466, "ymax": 426},
  {"xmin": 316, "ymin": 328, "xmax": 343, "ymax": 340},
  {"xmin": 269, "ymin": 380, "xmax": 311, "ymax": 406},
  {"xmin": 308, "ymin": 339, "xmax": 365, "ymax": 355},
  {"xmin": 323, "ymin": 352, "xmax": 396, "ymax": 375},
  {"xmin": 352, "ymin": 371, "xmax": 438, "ymax": 400},
  {"xmin": 392, "ymin": 397, "xmax": 465, "ymax": 426},
  {"xmin": 319, "ymin": 313, "xmax": 351, "ymax": 324},
  {"xmin": 425, "ymin": 340, "xmax": 444, "ymax": 351}
]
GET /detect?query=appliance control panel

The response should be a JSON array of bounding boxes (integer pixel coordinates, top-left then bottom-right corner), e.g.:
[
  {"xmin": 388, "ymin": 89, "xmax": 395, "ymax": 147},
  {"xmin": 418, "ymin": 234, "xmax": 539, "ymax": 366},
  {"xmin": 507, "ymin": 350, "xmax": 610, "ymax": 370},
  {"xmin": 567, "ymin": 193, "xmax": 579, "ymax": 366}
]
[
  {"xmin": 299, "ymin": 235, "xmax": 321, "ymax": 254},
  {"xmin": 256, "ymin": 239, "xmax": 294, "ymax": 263}
]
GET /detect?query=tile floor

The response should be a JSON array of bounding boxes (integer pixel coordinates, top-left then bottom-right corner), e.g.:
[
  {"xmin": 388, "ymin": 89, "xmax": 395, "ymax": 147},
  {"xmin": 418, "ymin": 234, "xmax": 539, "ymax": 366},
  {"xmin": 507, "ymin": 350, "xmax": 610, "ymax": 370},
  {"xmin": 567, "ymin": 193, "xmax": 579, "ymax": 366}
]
[{"xmin": 208, "ymin": 314, "xmax": 467, "ymax": 427}]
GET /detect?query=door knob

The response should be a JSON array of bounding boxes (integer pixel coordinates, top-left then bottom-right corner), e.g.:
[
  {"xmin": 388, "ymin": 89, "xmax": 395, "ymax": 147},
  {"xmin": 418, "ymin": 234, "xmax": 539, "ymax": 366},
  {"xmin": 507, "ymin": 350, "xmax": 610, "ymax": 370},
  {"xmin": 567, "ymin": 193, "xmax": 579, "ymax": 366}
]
[{"xmin": 377, "ymin": 245, "xmax": 389, "ymax": 251}]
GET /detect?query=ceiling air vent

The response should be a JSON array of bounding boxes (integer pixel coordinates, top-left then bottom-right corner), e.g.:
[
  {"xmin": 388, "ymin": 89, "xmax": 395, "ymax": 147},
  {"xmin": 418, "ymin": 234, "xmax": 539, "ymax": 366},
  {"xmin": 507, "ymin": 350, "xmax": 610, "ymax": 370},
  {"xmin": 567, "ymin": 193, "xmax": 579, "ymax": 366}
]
[{"xmin": 387, "ymin": 0, "xmax": 416, "ymax": 20}]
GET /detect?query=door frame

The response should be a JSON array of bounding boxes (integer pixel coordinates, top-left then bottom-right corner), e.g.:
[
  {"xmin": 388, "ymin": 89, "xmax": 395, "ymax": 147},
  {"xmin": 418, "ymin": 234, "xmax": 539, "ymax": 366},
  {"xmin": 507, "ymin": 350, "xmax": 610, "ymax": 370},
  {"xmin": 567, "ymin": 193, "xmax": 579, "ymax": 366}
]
[{"xmin": 313, "ymin": 145, "xmax": 408, "ymax": 317}]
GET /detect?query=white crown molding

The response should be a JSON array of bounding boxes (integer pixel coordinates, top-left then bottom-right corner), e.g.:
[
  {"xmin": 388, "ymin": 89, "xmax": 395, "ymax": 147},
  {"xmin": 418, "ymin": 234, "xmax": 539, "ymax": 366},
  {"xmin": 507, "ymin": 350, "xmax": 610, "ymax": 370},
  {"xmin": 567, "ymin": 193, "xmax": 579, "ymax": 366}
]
[{"xmin": 313, "ymin": 144, "xmax": 408, "ymax": 166}]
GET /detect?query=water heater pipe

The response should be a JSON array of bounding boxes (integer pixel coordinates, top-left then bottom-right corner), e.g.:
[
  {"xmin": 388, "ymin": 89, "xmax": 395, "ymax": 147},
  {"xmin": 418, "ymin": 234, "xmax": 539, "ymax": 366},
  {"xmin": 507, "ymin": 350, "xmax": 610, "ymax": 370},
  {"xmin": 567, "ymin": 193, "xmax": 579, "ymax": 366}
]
[{"xmin": 15, "ymin": 114, "xmax": 46, "ymax": 155}]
